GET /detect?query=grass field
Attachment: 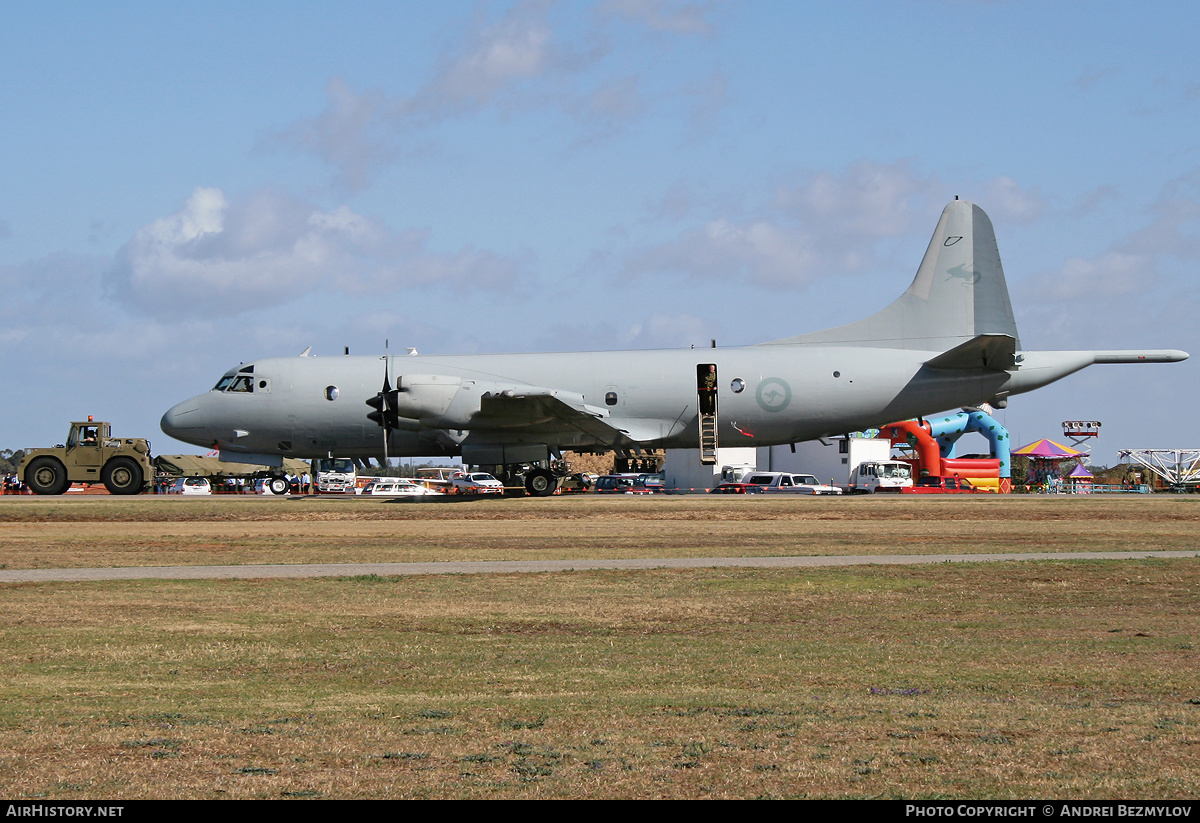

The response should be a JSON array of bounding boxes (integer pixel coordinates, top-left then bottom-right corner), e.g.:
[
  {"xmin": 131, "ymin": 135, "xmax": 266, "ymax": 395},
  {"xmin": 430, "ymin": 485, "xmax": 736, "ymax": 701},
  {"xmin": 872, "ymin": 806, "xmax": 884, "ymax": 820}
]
[
  {"xmin": 2, "ymin": 494, "xmax": 1198, "ymax": 569},
  {"xmin": 0, "ymin": 495, "xmax": 1197, "ymax": 798}
]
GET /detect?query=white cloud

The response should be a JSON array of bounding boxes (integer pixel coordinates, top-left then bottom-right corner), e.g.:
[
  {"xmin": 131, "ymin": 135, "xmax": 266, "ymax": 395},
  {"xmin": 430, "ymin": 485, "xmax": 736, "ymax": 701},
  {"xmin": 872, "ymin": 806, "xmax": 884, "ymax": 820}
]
[
  {"xmin": 533, "ymin": 311, "xmax": 708, "ymax": 351},
  {"xmin": 1121, "ymin": 172, "xmax": 1200, "ymax": 260},
  {"xmin": 567, "ymin": 75, "xmax": 648, "ymax": 133},
  {"xmin": 1033, "ymin": 252, "xmax": 1153, "ymax": 302},
  {"xmin": 774, "ymin": 160, "xmax": 938, "ymax": 238},
  {"xmin": 628, "ymin": 218, "xmax": 820, "ymax": 286},
  {"xmin": 105, "ymin": 187, "xmax": 530, "ymax": 319},
  {"xmin": 271, "ymin": 0, "xmax": 720, "ymax": 191},
  {"xmin": 622, "ymin": 160, "xmax": 944, "ymax": 287},
  {"xmin": 983, "ymin": 176, "xmax": 1045, "ymax": 224},
  {"xmin": 422, "ymin": 0, "xmax": 556, "ymax": 111},
  {"xmin": 615, "ymin": 162, "xmax": 1051, "ymax": 290},
  {"xmin": 270, "ymin": 78, "xmax": 395, "ymax": 193},
  {"xmin": 599, "ymin": 0, "xmax": 719, "ymax": 36},
  {"xmin": 1071, "ymin": 185, "xmax": 1120, "ymax": 216},
  {"xmin": 1017, "ymin": 172, "xmax": 1200, "ymax": 337}
]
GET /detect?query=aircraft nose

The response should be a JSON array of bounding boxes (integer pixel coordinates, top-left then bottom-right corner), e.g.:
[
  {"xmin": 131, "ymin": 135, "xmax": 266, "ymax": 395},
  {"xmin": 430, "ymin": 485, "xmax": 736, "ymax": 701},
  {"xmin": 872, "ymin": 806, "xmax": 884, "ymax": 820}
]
[{"xmin": 160, "ymin": 398, "xmax": 208, "ymax": 445}]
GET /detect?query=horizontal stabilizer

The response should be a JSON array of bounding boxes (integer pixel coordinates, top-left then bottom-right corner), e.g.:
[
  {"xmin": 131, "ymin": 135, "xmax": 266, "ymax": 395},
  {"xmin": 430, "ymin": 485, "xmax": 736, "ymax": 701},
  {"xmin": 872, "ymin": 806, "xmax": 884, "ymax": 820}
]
[{"xmin": 925, "ymin": 334, "xmax": 1017, "ymax": 371}]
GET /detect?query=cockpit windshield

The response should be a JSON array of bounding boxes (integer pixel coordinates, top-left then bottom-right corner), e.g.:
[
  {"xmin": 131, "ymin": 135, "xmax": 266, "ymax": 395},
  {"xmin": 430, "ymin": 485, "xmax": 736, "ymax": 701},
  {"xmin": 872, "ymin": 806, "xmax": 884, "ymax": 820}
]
[{"xmin": 212, "ymin": 373, "xmax": 254, "ymax": 392}]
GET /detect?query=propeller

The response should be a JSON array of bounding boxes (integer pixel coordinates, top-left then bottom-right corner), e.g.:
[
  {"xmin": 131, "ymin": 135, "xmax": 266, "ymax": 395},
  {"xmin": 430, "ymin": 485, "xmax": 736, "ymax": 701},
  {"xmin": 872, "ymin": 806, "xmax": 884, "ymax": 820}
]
[{"xmin": 366, "ymin": 343, "xmax": 399, "ymax": 463}]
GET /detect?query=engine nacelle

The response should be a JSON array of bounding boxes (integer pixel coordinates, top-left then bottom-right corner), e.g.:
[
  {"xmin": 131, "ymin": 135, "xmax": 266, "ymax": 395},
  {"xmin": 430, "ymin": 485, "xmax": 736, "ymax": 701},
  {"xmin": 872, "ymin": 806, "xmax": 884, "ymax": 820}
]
[
  {"xmin": 394, "ymin": 375, "xmax": 464, "ymax": 422},
  {"xmin": 393, "ymin": 375, "xmax": 568, "ymax": 430}
]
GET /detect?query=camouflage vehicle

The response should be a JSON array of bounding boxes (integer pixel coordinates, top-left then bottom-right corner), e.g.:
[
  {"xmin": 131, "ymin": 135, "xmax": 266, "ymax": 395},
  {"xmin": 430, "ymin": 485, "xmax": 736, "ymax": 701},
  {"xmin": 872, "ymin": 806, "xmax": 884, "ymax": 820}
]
[{"xmin": 20, "ymin": 419, "xmax": 153, "ymax": 495}]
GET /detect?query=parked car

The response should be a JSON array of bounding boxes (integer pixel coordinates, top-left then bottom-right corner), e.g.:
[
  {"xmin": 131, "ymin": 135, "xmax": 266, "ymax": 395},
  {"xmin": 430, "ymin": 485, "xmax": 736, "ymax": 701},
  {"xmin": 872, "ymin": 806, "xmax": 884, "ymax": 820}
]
[
  {"xmin": 635, "ymin": 472, "xmax": 666, "ymax": 493},
  {"xmin": 710, "ymin": 482, "xmax": 766, "ymax": 494},
  {"xmin": 449, "ymin": 471, "xmax": 505, "ymax": 495},
  {"xmin": 742, "ymin": 472, "xmax": 842, "ymax": 495},
  {"xmin": 902, "ymin": 476, "xmax": 980, "ymax": 494},
  {"xmin": 594, "ymin": 474, "xmax": 648, "ymax": 494},
  {"xmin": 168, "ymin": 477, "xmax": 212, "ymax": 495},
  {"xmin": 358, "ymin": 478, "xmax": 437, "ymax": 497}
]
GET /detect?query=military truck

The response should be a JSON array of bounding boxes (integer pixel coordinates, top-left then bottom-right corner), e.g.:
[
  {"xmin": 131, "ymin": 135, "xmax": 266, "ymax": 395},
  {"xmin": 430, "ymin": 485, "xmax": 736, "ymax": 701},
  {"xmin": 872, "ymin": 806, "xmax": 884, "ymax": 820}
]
[{"xmin": 19, "ymin": 419, "xmax": 154, "ymax": 495}]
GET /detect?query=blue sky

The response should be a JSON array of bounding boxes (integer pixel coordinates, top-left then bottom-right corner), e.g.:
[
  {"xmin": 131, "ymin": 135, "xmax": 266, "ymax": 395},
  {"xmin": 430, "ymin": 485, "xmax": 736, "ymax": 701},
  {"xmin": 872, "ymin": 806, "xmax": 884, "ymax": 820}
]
[{"xmin": 3, "ymin": 1, "xmax": 1197, "ymax": 466}]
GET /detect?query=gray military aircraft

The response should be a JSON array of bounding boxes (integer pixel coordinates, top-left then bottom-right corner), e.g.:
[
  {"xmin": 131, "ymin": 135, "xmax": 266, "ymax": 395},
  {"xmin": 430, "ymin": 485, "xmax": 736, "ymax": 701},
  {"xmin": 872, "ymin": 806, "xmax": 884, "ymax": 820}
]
[{"xmin": 160, "ymin": 200, "xmax": 1187, "ymax": 495}]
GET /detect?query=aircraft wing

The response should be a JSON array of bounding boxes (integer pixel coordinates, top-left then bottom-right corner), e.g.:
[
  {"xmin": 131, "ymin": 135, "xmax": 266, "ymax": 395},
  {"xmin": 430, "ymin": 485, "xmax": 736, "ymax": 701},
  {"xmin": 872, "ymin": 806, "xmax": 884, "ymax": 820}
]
[{"xmin": 477, "ymin": 387, "xmax": 679, "ymax": 446}]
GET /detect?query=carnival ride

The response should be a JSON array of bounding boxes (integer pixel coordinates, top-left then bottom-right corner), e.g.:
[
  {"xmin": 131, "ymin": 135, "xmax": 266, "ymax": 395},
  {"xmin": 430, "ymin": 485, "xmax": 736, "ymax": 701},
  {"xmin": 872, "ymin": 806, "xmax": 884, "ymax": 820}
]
[{"xmin": 1118, "ymin": 449, "xmax": 1200, "ymax": 491}]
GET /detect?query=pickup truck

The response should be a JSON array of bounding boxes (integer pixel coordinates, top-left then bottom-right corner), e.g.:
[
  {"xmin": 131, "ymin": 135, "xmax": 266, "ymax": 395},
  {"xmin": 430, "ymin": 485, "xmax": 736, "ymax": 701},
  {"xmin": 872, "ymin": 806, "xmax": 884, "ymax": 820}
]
[
  {"xmin": 742, "ymin": 472, "xmax": 842, "ymax": 495},
  {"xmin": 902, "ymin": 476, "xmax": 979, "ymax": 494}
]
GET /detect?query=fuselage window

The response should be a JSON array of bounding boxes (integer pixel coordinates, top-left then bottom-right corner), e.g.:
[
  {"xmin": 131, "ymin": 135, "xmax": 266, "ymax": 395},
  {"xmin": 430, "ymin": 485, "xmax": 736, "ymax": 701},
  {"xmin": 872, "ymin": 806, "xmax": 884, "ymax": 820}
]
[
  {"xmin": 605, "ymin": 391, "xmax": 618, "ymax": 406},
  {"xmin": 325, "ymin": 386, "xmax": 339, "ymax": 401},
  {"xmin": 730, "ymin": 377, "xmax": 746, "ymax": 393}
]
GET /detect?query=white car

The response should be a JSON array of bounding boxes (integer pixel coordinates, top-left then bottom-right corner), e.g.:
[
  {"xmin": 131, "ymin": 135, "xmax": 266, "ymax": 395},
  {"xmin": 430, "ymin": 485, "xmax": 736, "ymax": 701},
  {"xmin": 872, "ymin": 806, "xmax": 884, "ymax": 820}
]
[
  {"xmin": 168, "ymin": 477, "xmax": 212, "ymax": 495},
  {"xmin": 742, "ymin": 472, "xmax": 842, "ymax": 495},
  {"xmin": 358, "ymin": 478, "xmax": 437, "ymax": 497},
  {"xmin": 449, "ymin": 471, "xmax": 505, "ymax": 495}
]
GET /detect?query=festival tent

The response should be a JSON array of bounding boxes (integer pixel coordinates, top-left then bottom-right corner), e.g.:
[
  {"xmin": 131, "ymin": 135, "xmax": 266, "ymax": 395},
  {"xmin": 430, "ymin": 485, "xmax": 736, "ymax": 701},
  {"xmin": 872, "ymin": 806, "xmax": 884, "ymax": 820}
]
[
  {"xmin": 1066, "ymin": 462, "xmax": 1094, "ymax": 493},
  {"xmin": 1013, "ymin": 439, "xmax": 1083, "ymax": 490},
  {"xmin": 1011, "ymin": 439, "xmax": 1083, "ymax": 459}
]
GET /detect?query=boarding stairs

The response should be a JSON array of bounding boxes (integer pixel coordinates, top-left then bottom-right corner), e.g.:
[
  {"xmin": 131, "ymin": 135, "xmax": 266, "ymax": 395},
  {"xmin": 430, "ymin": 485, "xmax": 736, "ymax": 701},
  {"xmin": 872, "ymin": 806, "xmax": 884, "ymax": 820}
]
[{"xmin": 699, "ymin": 412, "xmax": 717, "ymax": 465}]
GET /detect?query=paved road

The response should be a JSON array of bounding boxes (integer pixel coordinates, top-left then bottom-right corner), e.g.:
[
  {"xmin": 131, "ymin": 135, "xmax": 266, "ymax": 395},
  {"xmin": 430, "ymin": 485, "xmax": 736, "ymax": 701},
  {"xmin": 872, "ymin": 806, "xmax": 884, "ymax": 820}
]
[{"xmin": 1, "ymin": 551, "xmax": 1195, "ymax": 583}]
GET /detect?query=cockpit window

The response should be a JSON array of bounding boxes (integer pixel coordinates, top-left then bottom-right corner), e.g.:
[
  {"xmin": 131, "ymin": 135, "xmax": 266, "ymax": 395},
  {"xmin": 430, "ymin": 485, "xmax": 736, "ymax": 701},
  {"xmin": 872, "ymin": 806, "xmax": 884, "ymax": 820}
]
[
  {"xmin": 228, "ymin": 376, "xmax": 253, "ymax": 393},
  {"xmin": 213, "ymin": 375, "xmax": 236, "ymax": 391}
]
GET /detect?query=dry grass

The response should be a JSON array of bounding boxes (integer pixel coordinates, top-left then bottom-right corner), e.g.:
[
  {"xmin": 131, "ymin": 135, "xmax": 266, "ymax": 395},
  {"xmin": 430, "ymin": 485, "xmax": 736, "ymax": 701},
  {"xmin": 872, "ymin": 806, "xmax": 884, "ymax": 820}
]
[
  {"xmin": 0, "ymin": 495, "xmax": 1198, "ymax": 798},
  {"xmin": 1, "ymin": 495, "xmax": 1198, "ymax": 569}
]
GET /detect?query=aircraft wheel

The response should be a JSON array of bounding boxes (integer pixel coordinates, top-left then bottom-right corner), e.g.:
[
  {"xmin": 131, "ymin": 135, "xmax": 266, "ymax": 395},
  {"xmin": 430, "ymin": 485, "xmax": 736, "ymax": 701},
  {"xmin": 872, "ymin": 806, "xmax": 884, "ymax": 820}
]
[
  {"xmin": 102, "ymin": 457, "xmax": 144, "ymax": 495},
  {"xmin": 524, "ymin": 468, "xmax": 557, "ymax": 497},
  {"xmin": 268, "ymin": 476, "xmax": 290, "ymax": 495},
  {"xmin": 26, "ymin": 457, "xmax": 70, "ymax": 495}
]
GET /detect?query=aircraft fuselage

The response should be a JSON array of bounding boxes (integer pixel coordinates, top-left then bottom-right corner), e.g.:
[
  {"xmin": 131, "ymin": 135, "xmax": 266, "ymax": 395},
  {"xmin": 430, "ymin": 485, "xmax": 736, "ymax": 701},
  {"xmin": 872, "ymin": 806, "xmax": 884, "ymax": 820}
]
[{"xmin": 161, "ymin": 345, "xmax": 1033, "ymax": 463}]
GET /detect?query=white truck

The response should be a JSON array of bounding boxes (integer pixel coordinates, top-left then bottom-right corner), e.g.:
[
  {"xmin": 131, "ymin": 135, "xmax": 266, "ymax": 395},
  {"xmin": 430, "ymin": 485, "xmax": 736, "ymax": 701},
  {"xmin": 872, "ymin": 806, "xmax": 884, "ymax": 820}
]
[
  {"xmin": 836, "ymin": 438, "xmax": 912, "ymax": 493},
  {"xmin": 311, "ymin": 457, "xmax": 357, "ymax": 494},
  {"xmin": 846, "ymin": 459, "xmax": 913, "ymax": 493}
]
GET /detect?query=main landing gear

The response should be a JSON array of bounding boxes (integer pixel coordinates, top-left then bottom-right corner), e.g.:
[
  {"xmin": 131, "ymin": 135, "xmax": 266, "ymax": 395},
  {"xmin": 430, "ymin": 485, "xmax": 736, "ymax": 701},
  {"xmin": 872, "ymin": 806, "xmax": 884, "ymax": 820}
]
[{"xmin": 523, "ymin": 468, "xmax": 557, "ymax": 497}]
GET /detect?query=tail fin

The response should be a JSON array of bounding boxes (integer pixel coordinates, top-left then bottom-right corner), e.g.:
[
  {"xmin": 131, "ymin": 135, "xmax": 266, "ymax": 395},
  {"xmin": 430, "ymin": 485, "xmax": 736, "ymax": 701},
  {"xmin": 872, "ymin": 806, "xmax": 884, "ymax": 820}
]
[{"xmin": 764, "ymin": 200, "xmax": 1020, "ymax": 352}]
